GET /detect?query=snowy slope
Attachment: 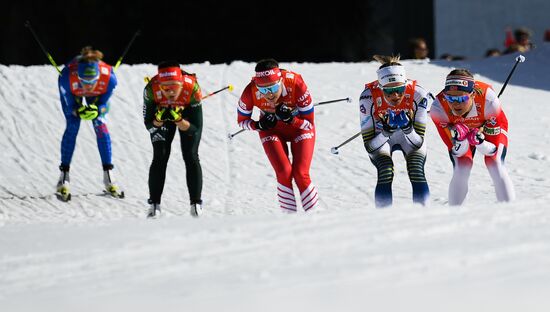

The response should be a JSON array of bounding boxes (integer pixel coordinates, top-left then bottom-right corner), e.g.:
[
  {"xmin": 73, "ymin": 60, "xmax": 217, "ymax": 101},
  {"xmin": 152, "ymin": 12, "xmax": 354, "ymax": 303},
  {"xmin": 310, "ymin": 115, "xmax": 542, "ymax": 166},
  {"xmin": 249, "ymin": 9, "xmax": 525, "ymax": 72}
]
[{"xmin": 1, "ymin": 45, "xmax": 550, "ymax": 311}]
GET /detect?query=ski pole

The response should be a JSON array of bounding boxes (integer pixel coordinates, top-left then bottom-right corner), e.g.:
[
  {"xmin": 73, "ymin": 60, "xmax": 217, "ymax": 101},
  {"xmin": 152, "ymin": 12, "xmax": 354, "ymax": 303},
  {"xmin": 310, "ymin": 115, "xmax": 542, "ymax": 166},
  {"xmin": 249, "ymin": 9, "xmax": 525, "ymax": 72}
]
[
  {"xmin": 330, "ymin": 131, "xmax": 362, "ymax": 155},
  {"xmin": 24, "ymin": 20, "xmax": 61, "ymax": 75},
  {"xmin": 314, "ymin": 97, "xmax": 351, "ymax": 107},
  {"xmin": 202, "ymin": 85, "xmax": 234, "ymax": 100},
  {"xmin": 114, "ymin": 29, "xmax": 141, "ymax": 71},
  {"xmin": 228, "ymin": 129, "xmax": 245, "ymax": 140},
  {"xmin": 497, "ymin": 55, "xmax": 525, "ymax": 98},
  {"xmin": 226, "ymin": 96, "xmax": 351, "ymax": 140}
]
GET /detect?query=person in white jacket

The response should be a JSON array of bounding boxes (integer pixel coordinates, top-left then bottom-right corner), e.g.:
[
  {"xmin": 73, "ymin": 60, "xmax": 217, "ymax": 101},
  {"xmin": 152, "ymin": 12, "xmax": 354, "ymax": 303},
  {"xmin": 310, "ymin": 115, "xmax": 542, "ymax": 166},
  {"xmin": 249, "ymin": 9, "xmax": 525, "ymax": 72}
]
[{"xmin": 358, "ymin": 55, "xmax": 433, "ymax": 207}]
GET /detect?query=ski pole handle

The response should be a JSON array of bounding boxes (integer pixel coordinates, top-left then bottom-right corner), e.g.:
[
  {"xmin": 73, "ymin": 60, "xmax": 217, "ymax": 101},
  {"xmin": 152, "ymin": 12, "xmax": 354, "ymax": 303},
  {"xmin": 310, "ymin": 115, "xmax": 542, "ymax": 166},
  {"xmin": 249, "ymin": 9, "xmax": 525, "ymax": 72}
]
[
  {"xmin": 331, "ymin": 131, "xmax": 362, "ymax": 155},
  {"xmin": 314, "ymin": 97, "xmax": 351, "ymax": 107},
  {"xmin": 24, "ymin": 20, "xmax": 61, "ymax": 75},
  {"xmin": 497, "ymin": 54, "xmax": 525, "ymax": 98},
  {"xmin": 203, "ymin": 85, "xmax": 234, "ymax": 100}
]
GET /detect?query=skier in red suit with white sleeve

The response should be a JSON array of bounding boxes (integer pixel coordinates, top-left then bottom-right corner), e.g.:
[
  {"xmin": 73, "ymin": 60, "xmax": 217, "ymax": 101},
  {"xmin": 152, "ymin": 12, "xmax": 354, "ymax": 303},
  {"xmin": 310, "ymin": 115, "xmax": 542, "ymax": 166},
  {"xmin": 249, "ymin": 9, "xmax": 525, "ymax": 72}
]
[
  {"xmin": 237, "ymin": 58, "xmax": 319, "ymax": 212},
  {"xmin": 430, "ymin": 68, "xmax": 515, "ymax": 205}
]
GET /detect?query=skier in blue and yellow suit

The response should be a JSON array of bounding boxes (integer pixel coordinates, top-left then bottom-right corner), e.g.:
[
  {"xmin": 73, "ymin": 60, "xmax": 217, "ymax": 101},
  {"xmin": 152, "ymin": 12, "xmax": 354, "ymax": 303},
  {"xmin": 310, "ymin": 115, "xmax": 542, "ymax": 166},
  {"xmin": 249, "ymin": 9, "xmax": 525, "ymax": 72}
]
[{"xmin": 56, "ymin": 46, "xmax": 121, "ymax": 198}]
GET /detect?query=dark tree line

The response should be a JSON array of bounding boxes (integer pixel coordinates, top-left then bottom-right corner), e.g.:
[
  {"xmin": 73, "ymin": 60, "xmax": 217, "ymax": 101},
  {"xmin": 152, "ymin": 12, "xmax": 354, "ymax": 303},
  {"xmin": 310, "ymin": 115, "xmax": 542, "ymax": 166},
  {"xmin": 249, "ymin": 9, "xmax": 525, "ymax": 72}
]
[{"xmin": 1, "ymin": 0, "xmax": 433, "ymax": 65}]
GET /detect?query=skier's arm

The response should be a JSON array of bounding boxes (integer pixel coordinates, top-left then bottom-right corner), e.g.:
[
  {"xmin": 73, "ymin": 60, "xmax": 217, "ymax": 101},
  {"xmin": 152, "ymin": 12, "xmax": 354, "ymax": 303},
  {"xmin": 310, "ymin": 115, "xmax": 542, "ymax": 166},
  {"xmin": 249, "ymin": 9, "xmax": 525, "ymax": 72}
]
[
  {"xmin": 430, "ymin": 99, "xmax": 469, "ymax": 157},
  {"xmin": 287, "ymin": 75, "xmax": 314, "ymax": 130},
  {"xmin": 176, "ymin": 81, "xmax": 202, "ymax": 134},
  {"xmin": 143, "ymin": 83, "xmax": 159, "ymax": 132},
  {"xmin": 237, "ymin": 84, "xmax": 260, "ymax": 131},
  {"xmin": 95, "ymin": 69, "xmax": 118, "ymax": 114},
  {"xmin": 402, "ymin": 85, "xmax": 433, "ymax": 149},
  {"xmin": 476, "ymin": 88, "xmax": 508, "ymax": 156},
  {"xmin": 359, "ymin": 89, "xmax": 388, "ymax": 153}
]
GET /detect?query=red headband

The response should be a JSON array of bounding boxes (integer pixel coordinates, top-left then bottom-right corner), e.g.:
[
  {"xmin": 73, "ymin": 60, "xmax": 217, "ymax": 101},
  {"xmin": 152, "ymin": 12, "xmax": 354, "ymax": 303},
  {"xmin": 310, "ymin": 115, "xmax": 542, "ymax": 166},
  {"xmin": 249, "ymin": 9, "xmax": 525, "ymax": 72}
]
[
  {"xmin": 254, "ymin": 68, "xmax": 282, "ymax": 85},
  {"xmin": 158, "ymin": 67, "xmax": 183, "ymax": 82}
]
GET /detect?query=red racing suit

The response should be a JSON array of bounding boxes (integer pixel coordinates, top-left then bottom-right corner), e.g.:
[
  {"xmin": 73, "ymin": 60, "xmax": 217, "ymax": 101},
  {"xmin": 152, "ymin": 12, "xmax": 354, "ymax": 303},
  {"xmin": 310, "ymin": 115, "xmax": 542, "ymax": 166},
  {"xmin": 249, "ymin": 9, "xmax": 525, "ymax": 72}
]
[{"xmin": 237, "ymin": 69, "xmax": 318, "ymax": 212}]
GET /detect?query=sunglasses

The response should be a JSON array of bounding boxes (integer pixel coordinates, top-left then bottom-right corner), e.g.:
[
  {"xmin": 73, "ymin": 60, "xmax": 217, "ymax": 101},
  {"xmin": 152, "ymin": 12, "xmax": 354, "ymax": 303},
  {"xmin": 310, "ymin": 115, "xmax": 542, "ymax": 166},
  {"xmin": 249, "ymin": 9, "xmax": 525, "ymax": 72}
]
[
  {"xmin": 443, "ymin": 94, "xmax": 471, "ymax": 103},
  {"xmin": 79, "ymin": 76, "xmax": 98, "ymax": 85},
  {"xmin": 159, "ymin": 82, "xmax": 183, "ymax": 92},
  {"xmin": 257, "ymin": 81, "xmax": 281, "ymax": 95},
  {"xmin": 382, "ymin": 85, "xmax": 406, "ymax": 95}
]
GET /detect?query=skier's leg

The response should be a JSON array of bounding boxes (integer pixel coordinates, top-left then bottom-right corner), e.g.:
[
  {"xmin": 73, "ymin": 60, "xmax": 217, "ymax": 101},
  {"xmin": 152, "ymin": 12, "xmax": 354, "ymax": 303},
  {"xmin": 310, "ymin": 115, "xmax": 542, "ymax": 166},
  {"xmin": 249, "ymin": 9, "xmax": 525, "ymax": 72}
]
[
  {"xmin": 148, "ymin": 124, "xmax": 176, "ymax": 204},
  {"xmin": 59, "ymin": 96, "xmax": 81, "ymax": 167},
  {"xmin": 485, "ymin": 144, "xmax": 515, "ymax": 202},
  {"xmin": 260, "ymin": 131, "xmax": 296, "ymax": 212},
  {"xmin": 448, "ymin": 150, "xmax": 473, "ymax": 206},
  {"xmin": 369, "ymin": 143, "xmax": 394, "ymax": 208},
  {"xmin": 92, "ymin": 114, "xmax": 112, "ymax": 166},
  {"xmin": 405, "ymin": 144, "xmax": 430, "ymax": 205},
  {"xmin": 180, "ymin": 126, "xmax": 203, "ymax": 206},
  {"xmin": 290, "ymin": 129, "xmax": 318, "ymax": 211}
]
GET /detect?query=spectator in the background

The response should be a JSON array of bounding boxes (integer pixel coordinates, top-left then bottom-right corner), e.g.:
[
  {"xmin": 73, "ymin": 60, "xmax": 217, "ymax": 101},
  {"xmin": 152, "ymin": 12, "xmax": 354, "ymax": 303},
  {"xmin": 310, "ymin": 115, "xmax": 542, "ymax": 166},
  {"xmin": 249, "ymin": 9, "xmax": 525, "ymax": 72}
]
[
  {"xmin": 505, "ymin": 27, "xmax": 534, "ymax": 54},
  {"xmin": 440, "ymin": 53, "xmax": 466, "ymax": 61},
  {"xmin": 407, "ymin": 38, "xmax": 429, "ymax": 60},
  {"xmin": 485, "ymin": 49, "xmax": 501, "ymax": 58}
]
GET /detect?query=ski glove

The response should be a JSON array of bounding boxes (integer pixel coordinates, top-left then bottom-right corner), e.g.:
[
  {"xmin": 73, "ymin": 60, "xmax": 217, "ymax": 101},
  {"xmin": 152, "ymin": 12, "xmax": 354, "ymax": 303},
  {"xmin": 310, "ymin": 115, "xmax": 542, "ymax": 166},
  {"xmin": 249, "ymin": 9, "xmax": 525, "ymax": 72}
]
[
  {"xmin": 155, "ymin": 107, "xmax": 184, "ymax": 122},
  {"xmin": 466, "ymin": 127, "xmax": 485, "ymax": 145},
  {"xmin": 379, "ymin": 111, "xmax": 398, "ymax": 136},
  {"xmin": 394, "ymin": 110, "xmax": 413, "ymax": 133},
  {"xmin": 450, "ymin": 122, "xmax": 469, "ymax": 141},
  {"xmin": 77, "ymin": 104, "xmax": 99, "ymax": 120},
  {"xmin": 275, "ymin": 104, "xmax": 294, "ymax": 123},
  {"xmin": 256, "ymin": 113, "xmax": 277, "ymax": 131}
]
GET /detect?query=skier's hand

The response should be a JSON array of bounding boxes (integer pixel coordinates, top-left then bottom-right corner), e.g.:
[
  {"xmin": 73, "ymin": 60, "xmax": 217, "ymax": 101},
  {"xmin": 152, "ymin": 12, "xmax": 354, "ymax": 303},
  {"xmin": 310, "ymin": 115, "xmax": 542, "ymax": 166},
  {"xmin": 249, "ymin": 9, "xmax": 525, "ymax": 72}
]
[
  {"xmin": 154, "ymin": 107, "xmax": 168, "ymax": 122},
  {"xmin": 167, "ymin": 107, "xmax": 184, "ymax": 122},
  {"xmin": 450, "ymin": 122, "xmax": 469, "ymax": 141},
  {"xmin": 466, "ymin": 127, "xmax": 485, "ymax": 145},
  {"xmin": 395, "ymin": 110, "xmax": 413, "ymax": 133},
  {"xmin": 255, "ymin": 113, "xmax": 277, "ymax": 131},
  {"xmin": 275, "ymin": 104, "xmax": 294, "ymax": 123},
  {"xmin": 77, "ymin": 104, "xmax": 99, "ymax": 120},
  {"xmin": 379, "ymin": 111, "xmax": 398, "ymax": 137}
]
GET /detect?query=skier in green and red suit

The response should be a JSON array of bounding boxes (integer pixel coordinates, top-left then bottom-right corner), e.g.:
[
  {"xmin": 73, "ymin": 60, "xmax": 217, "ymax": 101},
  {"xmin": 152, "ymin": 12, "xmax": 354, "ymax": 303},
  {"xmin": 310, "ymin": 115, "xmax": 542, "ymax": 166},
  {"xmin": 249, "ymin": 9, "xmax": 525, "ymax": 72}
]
[{"xmin": 142, "ymin": 61, "xmax": 204, "ymax": 218}]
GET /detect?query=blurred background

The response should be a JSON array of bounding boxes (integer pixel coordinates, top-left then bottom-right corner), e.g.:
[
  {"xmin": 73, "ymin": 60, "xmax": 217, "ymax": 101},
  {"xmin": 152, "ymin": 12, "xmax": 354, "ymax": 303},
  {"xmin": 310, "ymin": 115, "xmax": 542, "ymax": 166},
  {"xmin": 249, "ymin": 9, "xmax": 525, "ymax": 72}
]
[{"xmin": 1, "ymin": 0, "xmax": 548, "ymax": 65}]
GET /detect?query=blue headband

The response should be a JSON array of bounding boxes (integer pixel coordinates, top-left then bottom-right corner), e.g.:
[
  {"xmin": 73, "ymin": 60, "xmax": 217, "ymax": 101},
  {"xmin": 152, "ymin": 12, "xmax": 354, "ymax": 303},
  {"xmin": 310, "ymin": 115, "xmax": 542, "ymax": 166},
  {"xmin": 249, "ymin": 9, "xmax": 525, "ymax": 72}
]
[{"xmin": 444, "ymin": 75, "xmax": 474, "ymax": 93}]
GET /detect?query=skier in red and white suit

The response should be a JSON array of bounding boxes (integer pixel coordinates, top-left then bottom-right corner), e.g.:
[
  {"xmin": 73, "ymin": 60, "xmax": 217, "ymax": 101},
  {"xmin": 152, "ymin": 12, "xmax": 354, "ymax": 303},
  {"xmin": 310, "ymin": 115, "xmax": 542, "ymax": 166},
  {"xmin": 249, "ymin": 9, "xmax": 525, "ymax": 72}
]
[
  {"xmin": 430, "ymin": 69, "xmax": 515, "ymax": 205},
  {"xmin": 237, "ymin": 59, "xmax": 319, "ymax": 212}
]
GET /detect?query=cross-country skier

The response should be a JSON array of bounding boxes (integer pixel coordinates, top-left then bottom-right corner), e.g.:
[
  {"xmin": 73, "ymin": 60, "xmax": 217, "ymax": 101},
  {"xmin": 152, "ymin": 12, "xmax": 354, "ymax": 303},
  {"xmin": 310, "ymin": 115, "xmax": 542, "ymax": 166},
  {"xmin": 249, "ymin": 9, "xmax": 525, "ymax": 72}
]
[
  {"xmin": 143, "ymin": 61, "xmax": 203, "ymax": 218},
  {"xmin": 237, "ymin": 58, "xmax": 319, "ymax": 212},
  {"xmin": 359, "ymin": 55, "xmax": 433, "ymax": 207},
  {"xmin": 56, "ymin": 46, "xmax": 122, "ymax": 201},
  {"xmin": 430, "ymin": 69, "xmax": 515, "ymax": 205}
]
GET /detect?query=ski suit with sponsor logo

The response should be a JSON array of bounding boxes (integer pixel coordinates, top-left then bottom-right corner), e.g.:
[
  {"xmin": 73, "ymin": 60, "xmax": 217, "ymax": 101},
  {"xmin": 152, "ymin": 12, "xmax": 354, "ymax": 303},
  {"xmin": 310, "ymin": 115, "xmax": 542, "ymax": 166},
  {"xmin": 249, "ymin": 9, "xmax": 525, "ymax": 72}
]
[
  {"xmin": 430, "ymin": 81, "xmax": 515, "ymax": 205},
  {"xmin": 359, "ymin": 80, "xmax": 432, "ymax": 207},
  {"xmin": 58, "ymin": 58, "xmax": 117, "ymax": 167},
  {"xmin": 237, "ymin": 70, "xmax": 318, "ymax": 212},
  {"xmin": 143, "ymin": 71, "xmax": 203, "ymax": 205}
]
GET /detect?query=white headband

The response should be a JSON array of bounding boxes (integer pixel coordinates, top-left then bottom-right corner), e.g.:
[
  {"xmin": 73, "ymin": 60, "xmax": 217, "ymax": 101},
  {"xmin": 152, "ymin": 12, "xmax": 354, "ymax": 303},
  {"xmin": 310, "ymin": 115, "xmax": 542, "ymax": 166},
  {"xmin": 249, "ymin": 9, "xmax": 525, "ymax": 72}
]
[{"xmin": 376, "ymin": 65, "xmax": 406, "ymax": 86}]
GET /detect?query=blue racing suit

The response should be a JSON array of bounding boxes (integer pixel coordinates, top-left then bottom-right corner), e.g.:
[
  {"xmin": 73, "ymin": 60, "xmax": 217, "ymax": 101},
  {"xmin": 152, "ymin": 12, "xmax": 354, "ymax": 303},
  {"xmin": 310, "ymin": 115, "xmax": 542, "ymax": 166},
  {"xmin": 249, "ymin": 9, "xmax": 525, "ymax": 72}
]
[{"xmin": 58, "ymin": 61, "xmax": 117, "ymax": 167}]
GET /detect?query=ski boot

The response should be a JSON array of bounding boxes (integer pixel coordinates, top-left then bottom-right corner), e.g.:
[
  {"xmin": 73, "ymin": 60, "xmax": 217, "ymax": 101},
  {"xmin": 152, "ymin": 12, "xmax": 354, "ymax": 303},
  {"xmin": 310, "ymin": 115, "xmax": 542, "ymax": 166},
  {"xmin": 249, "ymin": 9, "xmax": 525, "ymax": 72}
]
[
  {"xmin": 56, "ymin": 165, "xmax": 71, "ymax": 202},
  {"xmin": 190, "ymin": 200, "xmax": 203, "ymax": 217},
  {"xmin": 147, "ymin": 199, "xmax": 161, "ymax": 218},
  {"xmin": 103, "ymin": 164, "xmax": 125, "ymax": 198}
]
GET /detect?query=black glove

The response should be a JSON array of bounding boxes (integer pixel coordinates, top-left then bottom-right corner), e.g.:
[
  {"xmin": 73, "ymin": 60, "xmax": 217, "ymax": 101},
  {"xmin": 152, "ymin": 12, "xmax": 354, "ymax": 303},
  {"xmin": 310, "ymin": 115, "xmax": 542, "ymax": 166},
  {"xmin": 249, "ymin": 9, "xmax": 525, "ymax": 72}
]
[
  {"xmin": 379, "ymin": 112, "xmax": 398, "ymax": 136},
  {"xmin": 275, "ymin": 104, "xmax": 294, "ymax": 123},
  {"xmin": 256, "ymin": 113, "xmax": 277, "ymax": 130}
]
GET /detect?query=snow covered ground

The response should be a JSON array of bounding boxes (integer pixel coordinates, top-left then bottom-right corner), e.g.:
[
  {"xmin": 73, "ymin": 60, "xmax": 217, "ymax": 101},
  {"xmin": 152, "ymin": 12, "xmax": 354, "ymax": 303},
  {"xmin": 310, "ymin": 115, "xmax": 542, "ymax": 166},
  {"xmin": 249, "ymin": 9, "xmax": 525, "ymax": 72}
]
[{"xmin": 1, "ymin": 45, "xmax": 549, "ymax": 311}]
